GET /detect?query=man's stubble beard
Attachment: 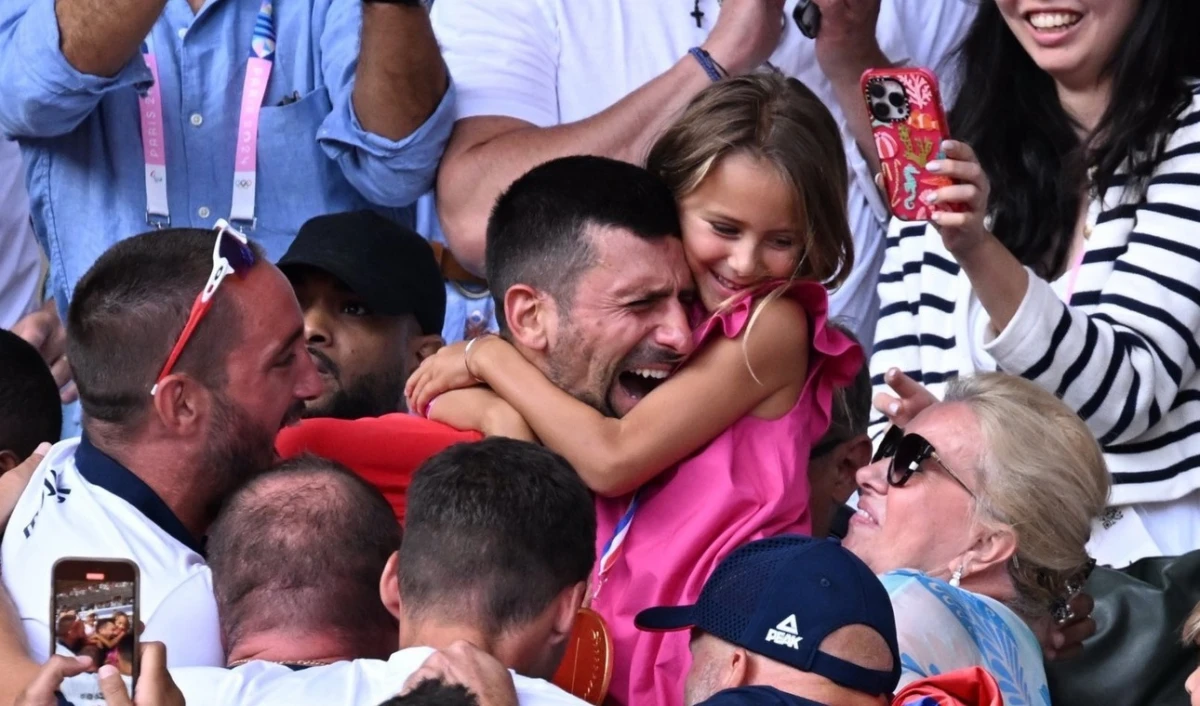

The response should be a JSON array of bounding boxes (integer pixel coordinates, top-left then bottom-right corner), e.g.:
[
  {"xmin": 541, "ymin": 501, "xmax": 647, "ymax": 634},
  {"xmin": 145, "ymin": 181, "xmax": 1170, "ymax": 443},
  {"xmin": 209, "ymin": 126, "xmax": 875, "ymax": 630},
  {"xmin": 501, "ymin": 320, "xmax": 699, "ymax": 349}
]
[
  {"xmin": 303, "ymin": 367, "xmax": 408, "ymax": 420},
  {"xmin": 201, "ymin": 391, "xmax": 283, "ymax": 522},
  {"xmin": 544, "ymin": 320, "xmax": 619, "ymax": 419}
]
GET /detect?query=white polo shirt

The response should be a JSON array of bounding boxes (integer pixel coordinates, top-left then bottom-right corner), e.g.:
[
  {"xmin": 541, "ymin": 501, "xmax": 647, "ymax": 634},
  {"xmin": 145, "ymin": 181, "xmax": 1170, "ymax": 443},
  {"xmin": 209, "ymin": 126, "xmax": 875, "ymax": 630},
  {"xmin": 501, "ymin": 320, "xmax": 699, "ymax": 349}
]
[
  {"xmin": 169, "ymin": 647, "xmax": 589, "ymax": 706},
  {"xmin": 1, "ymin": 437, "xmax": 223, "ymax": 667},
  {"xmin": 425, "ymin": 0, "xmax": 977, "ymax": 350}
]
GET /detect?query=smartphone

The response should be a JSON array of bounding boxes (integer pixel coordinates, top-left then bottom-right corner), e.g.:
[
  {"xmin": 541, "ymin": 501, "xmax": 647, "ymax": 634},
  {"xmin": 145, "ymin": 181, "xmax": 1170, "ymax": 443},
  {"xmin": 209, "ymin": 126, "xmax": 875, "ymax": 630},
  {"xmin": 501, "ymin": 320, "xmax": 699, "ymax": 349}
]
[
  {"xmin": 792, "ymin": 0, "xmax": 821, "ymax": 38},
  {"xmin": 52, "ymin": 558, "xmax": 139, "ymax": 701},
  {"xmin": 862, "ymin": 67, "xmax": 961, "ymax": 222}
]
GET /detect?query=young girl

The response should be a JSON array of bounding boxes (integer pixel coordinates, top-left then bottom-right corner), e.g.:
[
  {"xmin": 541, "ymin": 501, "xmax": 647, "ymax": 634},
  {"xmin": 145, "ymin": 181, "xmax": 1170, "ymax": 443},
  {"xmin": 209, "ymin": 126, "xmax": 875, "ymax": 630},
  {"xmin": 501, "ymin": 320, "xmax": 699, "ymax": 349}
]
[{"xmin": 406, "ymin": 72, "xmax": 861, "ymax": 706}]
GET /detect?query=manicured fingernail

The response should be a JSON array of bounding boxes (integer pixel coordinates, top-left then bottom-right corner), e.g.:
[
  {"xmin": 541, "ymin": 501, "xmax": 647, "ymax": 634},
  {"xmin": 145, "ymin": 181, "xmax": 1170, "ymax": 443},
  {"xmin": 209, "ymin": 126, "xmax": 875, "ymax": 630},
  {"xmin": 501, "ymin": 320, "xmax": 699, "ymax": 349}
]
[
  {"xmin": 99, "ymin": 665, "xmax": 118, "ymax": 679},
  {"xmin": 942, "ymin": 140, "xmax": 958, "ymax": 150},
  {"xmin": 926, "ymin": 161, "xmax": 942, "ymax": 172},
  {"xmin": 35, "ymin": 442, "xmax": 51, "ymax": 455},
  {"xmin": 923, "ymin": 191, "xmax": 937, "ymax": 204},
  {"xmin": 888, "ymin": 402, "xmax": 900, "ymax": 415}
]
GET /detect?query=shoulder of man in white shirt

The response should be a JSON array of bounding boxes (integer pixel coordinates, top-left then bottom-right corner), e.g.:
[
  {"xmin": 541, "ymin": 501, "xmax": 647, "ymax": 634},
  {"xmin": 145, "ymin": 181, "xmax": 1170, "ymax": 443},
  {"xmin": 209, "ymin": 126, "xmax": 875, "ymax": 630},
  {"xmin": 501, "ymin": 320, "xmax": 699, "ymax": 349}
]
[
  {"xmin": 168, "ymin": 647, "xmax": 588, "ymax": 706},
  {"xmin": 1, "ymin": 438, "xmax": 222, "ymax": 667}
]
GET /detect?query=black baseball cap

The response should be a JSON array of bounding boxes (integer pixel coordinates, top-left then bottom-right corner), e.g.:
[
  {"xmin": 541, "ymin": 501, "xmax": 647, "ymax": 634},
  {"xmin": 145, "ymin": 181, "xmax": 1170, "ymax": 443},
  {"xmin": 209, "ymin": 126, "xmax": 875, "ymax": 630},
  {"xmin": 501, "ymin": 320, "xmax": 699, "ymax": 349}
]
[
  {"xmin": 636, "ymin": 536, "xmax": 900, "ymax": 697},
  {"xmin": 278, "ymin": 210, "xmax": 446, "ymax": 335}
]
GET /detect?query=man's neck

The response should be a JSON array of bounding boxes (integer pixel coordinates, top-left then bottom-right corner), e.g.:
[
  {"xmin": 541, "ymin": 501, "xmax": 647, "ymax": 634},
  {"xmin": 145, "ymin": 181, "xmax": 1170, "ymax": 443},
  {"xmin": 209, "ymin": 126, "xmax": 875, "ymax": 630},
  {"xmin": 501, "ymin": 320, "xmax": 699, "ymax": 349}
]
[
  {"xmin": 226, "ymin": 631, "xmax": 366, "ymax": 667},
  {"xmin": 86, "ymin": 429, "xmax": 211, "ymax": 541},
  {"xmin": 400, "ymin": 620, "xmax": 508, "ymax": 666}
]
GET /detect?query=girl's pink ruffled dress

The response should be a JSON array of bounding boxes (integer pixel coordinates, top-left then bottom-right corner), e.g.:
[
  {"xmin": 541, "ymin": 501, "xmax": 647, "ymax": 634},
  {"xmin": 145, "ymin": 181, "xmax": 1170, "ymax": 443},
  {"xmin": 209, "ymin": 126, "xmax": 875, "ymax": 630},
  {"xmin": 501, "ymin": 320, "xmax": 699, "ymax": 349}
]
[{"xmin": 590, "ymin": 281, "xmax": 863, "ymax": 706}]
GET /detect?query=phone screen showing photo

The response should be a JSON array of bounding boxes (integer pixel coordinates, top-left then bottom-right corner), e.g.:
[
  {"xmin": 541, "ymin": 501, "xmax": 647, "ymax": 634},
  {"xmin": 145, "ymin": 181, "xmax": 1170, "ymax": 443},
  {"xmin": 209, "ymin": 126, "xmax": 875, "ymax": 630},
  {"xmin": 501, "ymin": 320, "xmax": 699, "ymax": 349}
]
[{"xmin": 52, "ymin": 561, "xmax": 138, "ymax": 701}]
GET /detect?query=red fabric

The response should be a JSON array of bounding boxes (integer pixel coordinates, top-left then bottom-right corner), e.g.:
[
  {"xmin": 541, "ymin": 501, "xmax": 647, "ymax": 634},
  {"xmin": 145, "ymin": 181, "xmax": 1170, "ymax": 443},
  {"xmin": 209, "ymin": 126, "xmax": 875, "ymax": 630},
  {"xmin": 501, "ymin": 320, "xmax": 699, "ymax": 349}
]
[
  {"xmin": 893, "ymin": 667, "xmax": 1005, "ymax": 706},
  {"xmin": 275, "ymin": 414, "xmax": 482, "ymax": 525}
]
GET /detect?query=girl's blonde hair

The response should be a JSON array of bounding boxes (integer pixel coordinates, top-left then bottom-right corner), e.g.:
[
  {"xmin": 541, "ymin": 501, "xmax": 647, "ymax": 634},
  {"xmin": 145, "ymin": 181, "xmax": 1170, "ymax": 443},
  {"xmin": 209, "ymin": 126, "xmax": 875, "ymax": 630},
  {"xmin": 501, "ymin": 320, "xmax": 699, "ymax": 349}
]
[
  {"xmin": 646, "ymin": 72, "xmax": 855, "ymax": 289},
  {"xmin": 1183, "ymin": 601, "xmax": 1200, "ymax": 646},
  {"xmin": 943, "ymin": 374, "xmax": 1111, "ymax": 619}
]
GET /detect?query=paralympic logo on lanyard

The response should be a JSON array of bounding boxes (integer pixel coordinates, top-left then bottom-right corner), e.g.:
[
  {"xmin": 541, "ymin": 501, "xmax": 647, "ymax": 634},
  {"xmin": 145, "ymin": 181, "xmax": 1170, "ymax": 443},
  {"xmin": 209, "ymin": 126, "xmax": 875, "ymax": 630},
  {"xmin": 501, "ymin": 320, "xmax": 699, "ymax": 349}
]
[{"xmin": 138, "ymin": 1, "xmax": 277, "ymax": 229}]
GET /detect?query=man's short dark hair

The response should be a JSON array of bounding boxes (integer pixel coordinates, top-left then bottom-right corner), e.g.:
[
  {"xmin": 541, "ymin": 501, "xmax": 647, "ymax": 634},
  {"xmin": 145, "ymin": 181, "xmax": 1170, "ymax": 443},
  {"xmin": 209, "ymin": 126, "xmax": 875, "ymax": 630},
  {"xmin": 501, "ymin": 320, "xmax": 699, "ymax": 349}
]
[
  {"xmin": 0, "ymin": 328, "xmax": 61, "ymax": 457},
  {"xmin": 400, "ymin": 439, "xmax": 596, "ymax": 633},
  {"xmin": 484, "ymin": 155, "xmax": 681, "ymax": 330},
  {"xmin": 378, "ymin": 679, "xmax": 479, "ymax": 706},
  {"xmin": 206, "ymin": 454, "xmax": 402, "ymax": 654},
  {"xmin": 66, "ymin": 229, "xmax": 264, "ymax": 428}
]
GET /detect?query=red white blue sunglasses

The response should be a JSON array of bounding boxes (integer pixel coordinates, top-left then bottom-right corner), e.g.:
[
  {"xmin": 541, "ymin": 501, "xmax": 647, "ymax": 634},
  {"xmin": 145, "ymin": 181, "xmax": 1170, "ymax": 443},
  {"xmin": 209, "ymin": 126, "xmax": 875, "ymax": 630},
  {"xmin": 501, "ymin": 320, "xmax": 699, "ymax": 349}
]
[{"xmin": 151, "ymin": 219, "xmax": 257, "ymax": 395}]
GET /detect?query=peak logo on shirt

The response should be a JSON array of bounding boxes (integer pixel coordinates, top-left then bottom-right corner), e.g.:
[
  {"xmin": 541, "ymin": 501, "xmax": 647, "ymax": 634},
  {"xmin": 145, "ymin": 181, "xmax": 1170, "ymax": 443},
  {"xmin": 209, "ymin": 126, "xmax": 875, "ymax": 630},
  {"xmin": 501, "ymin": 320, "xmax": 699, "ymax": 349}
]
[
  {"xmin": 22, "ymin": 468, "xmax": 70, "ymax": 539},
  {"xmin": 765, "ymin": 614, "xmax": 803, "ymax": 649}
]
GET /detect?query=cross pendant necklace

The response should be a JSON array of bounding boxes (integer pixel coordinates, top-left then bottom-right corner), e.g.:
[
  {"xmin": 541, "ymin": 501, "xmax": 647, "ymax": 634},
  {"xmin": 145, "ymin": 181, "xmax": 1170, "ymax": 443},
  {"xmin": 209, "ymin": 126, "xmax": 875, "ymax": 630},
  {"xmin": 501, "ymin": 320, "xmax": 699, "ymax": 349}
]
[{"xmin": 691, "ymin": 0, "xmax": 704, "ymax": 28}]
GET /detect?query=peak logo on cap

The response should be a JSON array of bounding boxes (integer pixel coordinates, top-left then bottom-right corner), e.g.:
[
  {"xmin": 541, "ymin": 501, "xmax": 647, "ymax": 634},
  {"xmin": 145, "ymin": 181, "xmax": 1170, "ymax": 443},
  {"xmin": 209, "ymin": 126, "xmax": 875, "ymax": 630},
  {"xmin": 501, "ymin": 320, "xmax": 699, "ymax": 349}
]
[{"xmin": 766, "ymin": 614, "xmax": 803, "ymax": 649}]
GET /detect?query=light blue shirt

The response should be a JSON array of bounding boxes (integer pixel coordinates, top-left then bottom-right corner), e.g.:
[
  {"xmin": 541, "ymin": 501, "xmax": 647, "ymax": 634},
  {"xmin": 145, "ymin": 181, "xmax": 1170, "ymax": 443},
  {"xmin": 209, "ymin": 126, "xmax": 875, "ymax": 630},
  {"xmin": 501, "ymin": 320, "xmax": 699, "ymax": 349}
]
[{"xmin": 0, "ymin": 0, "xmax": 456, "ymax": 316}]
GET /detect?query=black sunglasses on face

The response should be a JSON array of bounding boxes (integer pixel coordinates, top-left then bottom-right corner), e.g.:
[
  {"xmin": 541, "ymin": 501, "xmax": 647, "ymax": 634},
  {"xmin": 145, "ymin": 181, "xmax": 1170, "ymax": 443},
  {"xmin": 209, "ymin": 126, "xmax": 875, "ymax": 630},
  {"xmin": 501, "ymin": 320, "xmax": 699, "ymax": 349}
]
[{"xmin": 872, "ymin": 426, "xmax": 976, "ymax": 498}]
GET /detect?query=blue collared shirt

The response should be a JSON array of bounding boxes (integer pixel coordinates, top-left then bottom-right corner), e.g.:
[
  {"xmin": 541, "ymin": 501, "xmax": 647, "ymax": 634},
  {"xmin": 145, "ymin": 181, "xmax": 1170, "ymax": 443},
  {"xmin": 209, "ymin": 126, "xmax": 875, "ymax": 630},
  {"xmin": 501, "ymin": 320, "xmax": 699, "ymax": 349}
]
[{"xmin": 0, "ymin": 0, "xmax": 455, "ymax": 313}]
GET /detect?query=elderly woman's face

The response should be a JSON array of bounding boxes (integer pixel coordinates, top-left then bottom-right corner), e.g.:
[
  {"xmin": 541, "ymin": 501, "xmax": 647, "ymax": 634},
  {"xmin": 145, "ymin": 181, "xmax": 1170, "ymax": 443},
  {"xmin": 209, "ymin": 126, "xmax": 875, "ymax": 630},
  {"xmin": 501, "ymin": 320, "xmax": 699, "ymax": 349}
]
[{"xmin": 843, "ymin": 403, "xmax": 982, "ymax": 577}]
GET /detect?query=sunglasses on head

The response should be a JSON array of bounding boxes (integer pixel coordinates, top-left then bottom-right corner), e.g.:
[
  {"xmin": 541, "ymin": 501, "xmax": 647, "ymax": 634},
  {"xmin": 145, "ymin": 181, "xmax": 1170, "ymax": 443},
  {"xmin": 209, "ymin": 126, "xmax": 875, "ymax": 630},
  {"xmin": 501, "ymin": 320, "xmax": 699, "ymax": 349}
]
[
  {"xmin": 150, "ymin": 219, "xmax": 257, "ymax": 396},
  {"xmin": 872, "ymin": 425, "xmax": 976, "ymax": 498}
]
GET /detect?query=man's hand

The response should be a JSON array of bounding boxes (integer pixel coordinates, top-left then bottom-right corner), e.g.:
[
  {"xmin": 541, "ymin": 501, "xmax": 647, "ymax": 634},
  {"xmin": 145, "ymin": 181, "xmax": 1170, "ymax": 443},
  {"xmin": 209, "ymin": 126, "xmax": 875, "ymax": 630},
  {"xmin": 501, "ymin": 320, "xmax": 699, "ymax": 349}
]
[
  {"xmin": 15, "ymin": 656, "xmax": 93, "ymax": 706},
  {"xmin": 702, "ymin": 0, "xmax": 787, "ymax": 76},
  {"xmin": 402, "ymin": 641, "xmax": 517, "ymax": 706},
  {"xmin": 0, "ymin": 443, "xmax": 49, "ymax": 532},
  {"xmin": 810, "ymin": 0, "xmax": 886, "ymax": 80},
  {"xmin": 98, "ymin": 643, "xmax": 185, "ymax": 706},
  {"xmin": 11, "ymin": 300, "xmax": 77, "ymax": 403}
]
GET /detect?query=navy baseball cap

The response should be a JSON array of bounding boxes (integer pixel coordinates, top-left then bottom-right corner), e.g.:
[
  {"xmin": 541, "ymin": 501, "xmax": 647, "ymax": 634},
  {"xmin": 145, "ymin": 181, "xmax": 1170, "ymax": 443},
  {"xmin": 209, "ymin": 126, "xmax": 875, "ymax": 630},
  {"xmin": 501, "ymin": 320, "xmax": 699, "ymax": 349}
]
[
  {"xmin": 635, "ymin": 536, "xmax": 900, "ymax": 697},
  {"xmin": 278, "ymin": 210, "xmax": 446, "ymax": 335}
]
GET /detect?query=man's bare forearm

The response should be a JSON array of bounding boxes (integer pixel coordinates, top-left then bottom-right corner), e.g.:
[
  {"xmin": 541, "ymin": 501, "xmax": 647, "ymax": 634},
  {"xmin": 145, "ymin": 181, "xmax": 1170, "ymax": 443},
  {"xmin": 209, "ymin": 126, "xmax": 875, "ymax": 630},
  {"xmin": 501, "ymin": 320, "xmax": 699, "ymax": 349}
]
[
  {"xmin": 0, "ymin": 579, "xmax": 36, "ymax": 706},
  {"xmin": 352, "ymin": 4, "xmax": 449, "ymax": 141},
  {"xmin": 55, "ymin": 0, "xmax": 167, "ymax": 77},
  {"xmin": 436, "ymin": 55, "xmax": 714, "ymax": 274}
]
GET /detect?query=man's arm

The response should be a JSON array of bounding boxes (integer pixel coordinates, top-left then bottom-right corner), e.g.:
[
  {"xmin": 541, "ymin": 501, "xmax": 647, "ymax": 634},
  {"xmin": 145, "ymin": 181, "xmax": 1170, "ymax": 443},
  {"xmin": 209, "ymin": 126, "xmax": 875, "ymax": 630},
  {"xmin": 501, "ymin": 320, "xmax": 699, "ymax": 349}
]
[
  {"xmin": 811, "ymin": 0, "xmax": 890, "ymax": 180},
  {"xmin": 0, "ymin": 0, "xmax": 155, "ymax": 138},
  {"xmin": 435, "ymin": 0, "xmax": 787, "ymax": 275},
  {"xmin": 316, "ymin": 0, "xmax": 455, "ymax": 207},
  {"xmin": 352, "ymin": 3, "xmax": 448, "ymax": 142},
  {"xmin": 56, "ymin": 0, "xmax": 165, "ymax": 77}
]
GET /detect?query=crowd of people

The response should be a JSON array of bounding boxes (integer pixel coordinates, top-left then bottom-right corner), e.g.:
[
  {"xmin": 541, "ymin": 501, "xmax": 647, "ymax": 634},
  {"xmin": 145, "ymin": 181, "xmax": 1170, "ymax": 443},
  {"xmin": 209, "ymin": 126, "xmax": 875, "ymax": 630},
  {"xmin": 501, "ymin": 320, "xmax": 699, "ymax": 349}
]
[{"xmin": 0, "ymin": 1, "xmax": 1198, "ymax": 705}]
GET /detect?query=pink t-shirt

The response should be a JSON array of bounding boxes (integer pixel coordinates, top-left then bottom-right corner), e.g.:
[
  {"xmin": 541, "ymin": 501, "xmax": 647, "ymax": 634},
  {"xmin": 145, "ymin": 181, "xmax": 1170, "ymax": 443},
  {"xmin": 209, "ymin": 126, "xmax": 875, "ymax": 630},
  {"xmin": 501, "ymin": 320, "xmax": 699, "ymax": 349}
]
[{"xmin": 590, "ymin": 281, "xmax": 862, "ymax": 706}]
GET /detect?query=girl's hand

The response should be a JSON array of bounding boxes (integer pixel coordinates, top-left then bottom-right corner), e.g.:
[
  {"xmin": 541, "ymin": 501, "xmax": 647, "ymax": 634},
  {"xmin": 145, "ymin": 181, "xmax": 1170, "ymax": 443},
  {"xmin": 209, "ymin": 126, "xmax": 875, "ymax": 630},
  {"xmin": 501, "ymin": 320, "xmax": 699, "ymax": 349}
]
[
  {"xmin": 872, "ymin": 368, "xmax": 938, "ymax": 428},
  {"xmin": 925, "ymin": 140, "xmax": 992, "ymax": 256},
  {"xmin": 406, "ymin": 338, "xmax": 497, "ymax": 415}
]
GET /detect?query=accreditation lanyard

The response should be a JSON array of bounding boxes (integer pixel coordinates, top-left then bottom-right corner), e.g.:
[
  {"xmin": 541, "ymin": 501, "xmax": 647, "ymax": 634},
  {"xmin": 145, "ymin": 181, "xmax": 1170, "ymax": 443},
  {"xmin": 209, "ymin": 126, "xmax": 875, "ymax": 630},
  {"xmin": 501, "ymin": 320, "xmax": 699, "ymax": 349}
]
[{"xmin": 138, "ymin": 0, "xmax": 277, "ymax": 228}]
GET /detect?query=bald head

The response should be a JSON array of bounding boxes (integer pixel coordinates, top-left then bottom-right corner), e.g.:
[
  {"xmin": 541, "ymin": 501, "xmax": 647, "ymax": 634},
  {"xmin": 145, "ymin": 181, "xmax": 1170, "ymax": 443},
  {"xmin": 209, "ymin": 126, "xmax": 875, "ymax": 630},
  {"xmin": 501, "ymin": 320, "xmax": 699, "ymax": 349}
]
[{"xmin": 206, "ymin": 455, "xmax": 402, "ymax": 658}]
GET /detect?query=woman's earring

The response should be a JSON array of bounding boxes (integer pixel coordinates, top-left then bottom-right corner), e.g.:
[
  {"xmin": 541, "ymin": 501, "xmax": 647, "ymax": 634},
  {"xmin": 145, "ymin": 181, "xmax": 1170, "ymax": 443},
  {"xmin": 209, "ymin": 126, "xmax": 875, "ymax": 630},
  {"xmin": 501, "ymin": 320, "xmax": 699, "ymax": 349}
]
[{"xmin": 950, "ymin": 566, "xmax": 964, "ymax": 588}]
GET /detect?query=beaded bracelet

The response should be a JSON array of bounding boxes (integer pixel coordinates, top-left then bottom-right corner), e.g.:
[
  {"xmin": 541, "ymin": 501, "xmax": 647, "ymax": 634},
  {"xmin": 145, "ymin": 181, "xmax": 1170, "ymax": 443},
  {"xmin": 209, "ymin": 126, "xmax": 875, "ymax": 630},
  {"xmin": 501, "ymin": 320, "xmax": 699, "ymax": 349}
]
[{"xmin": 688, "ymin": 47, "xmax": 727, "ymax": 82}]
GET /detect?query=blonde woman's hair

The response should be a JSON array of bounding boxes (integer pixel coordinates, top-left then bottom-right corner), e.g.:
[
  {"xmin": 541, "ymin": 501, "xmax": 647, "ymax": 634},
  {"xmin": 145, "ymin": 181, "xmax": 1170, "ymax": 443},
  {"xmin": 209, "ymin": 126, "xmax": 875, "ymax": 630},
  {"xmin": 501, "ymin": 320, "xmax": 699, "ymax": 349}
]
[
  {"xmin": 646, "ymin": 72, "xmax": 855, "ymax": 289},
  {"xmin": 1183, "ymin": 601, "xmax": 1200, "ymax": 646},
  {"xmin": 943, "ymin": 373, "xmax": 1111, "ymax": 619}
]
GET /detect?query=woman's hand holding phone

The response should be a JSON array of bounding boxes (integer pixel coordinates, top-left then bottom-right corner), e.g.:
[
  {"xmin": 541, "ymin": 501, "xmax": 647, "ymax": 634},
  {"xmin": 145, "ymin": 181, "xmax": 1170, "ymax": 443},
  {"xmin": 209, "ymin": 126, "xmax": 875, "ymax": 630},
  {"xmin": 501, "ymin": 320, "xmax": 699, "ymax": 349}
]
[{"xmin": 924, "ymin": 139, "xmax": 995, "ymax": 257}]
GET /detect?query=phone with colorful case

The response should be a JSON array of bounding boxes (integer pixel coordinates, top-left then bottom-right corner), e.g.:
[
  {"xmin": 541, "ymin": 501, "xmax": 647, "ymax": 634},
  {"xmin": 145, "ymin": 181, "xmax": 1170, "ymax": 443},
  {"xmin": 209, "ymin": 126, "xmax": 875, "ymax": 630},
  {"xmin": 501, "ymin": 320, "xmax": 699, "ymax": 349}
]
[{"xmin": 861, "ymin": 67, "xmax": 960, "ymax": 222}]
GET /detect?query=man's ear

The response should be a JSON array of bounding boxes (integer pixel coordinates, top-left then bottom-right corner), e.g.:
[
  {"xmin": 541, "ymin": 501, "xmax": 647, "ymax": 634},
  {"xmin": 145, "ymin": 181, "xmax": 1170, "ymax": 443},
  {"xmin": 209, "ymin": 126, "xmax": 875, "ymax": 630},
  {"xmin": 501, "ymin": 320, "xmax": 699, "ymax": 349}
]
[
  {"xmin": 503, "ymin": 285, "xmax": 554, "ymax": 353},
  {"xmin": 722, "ymin": 646, "xmax": 751, "ymax": 690},
  {"xmin": 549, "ymin": 581, "xmax": 586, "ymax": 646},
  {"xmin": 379, "ymin": 550, "xmax": 402, "ymax": 621},
  {"xmin": 150, "ymin": 376, "xmax": 211, "ymax": 439},
  {"xmin": 0, "ymin": 449, "xmax": 20, "ymax": 473},
  {"xmin": 833, "ymin": 434, "xmax": 873, "ymax": 503},
  {"xmin": 411, "ymin": 334, "xmax": 445, "ymax": 364}
]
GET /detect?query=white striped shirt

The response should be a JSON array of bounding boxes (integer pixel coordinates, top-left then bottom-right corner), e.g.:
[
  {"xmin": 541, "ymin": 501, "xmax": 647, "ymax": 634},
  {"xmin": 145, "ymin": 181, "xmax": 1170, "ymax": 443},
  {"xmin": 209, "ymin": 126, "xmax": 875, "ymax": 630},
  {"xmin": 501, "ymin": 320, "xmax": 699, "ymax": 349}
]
[{"xmin": 870, "ymin": 84, "xmax": 1200, "ymax": 566}]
